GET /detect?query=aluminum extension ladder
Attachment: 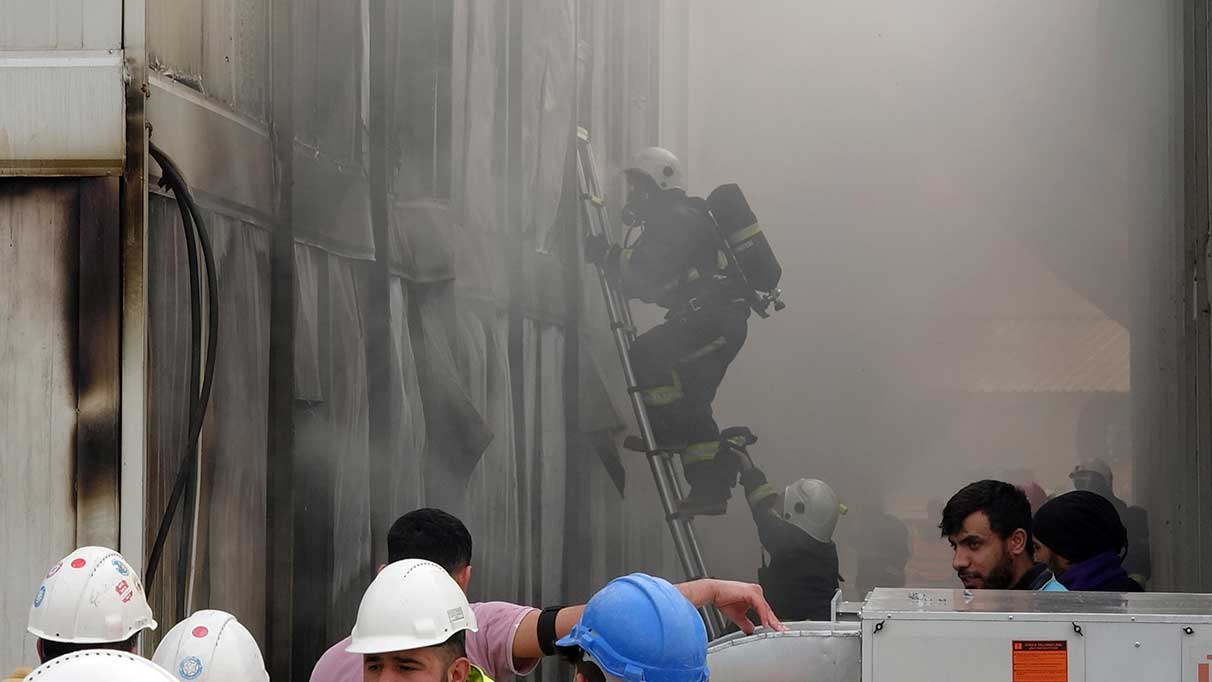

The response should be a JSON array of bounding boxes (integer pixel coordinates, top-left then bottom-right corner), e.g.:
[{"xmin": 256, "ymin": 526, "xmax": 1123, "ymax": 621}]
[{"xmin": 575, "ymin": 127, "xmax": 725, "ymax": 639}]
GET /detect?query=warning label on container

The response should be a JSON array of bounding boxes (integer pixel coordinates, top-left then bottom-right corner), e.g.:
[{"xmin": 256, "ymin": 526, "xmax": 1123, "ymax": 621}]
[{"xmin": 1012, "ymin": 641, "xmax": 1068, "ymax": 682}]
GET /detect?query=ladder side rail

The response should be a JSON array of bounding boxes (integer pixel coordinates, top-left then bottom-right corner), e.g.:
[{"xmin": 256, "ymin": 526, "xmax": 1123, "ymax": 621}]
[{"xmin": 576, "ymin": 135, "xmax": 723, "ymax": 637}]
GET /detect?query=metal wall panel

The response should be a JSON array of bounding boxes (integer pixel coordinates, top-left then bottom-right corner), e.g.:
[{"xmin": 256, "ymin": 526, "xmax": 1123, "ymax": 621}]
[
  {"xmin": 148, "ymin": 0, "xmax": 202, "ymax": 81},
  {"xmin": 191, "ymin": 214, "xmax": 271, "ymax": 644},
  {"xmin": 148, "ymin": 0, "xmax": 268, "ymax": 122},
  {"xmin": 0, "ymin": 0, "xmax": 121, "ymax": 50},
  {"xmin": 0, "ymin": 52, "xmax": 125, "ymax": 173},
  {"xmin": 0, "ymin": 180, "xmax": 79, "ymax": 672},
  {"xmin": 146, "ymin": 75, "xmax": 274, "ymax": 219}
]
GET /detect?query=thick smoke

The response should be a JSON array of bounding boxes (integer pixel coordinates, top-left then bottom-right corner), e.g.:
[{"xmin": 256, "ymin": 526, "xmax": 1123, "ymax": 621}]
[{"xmin": 677, "ymin": 0, "xmax": 1179, "ymax": 591}]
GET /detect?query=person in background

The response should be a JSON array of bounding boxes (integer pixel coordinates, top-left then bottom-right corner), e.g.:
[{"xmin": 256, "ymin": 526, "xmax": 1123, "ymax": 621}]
[
  {"xmin": 939, "ymin": 480, "xmax": 1066, "ymax": 591},
  {"xmin": 1019, "ymin": 482, "xmax": 1048, "ymax": 515},
  {"xmin": 14, "ymin": 546, "xmax": 158, "ymax": 677},
  {"xmin": 854, "ymin": 502, "xmax": 911, "ymax": 598},
  {"xmin": 1032, "ymin": 491, "xmax": 1143, "ymax": 592},
  {"xmin": 310, "ymin": 508, "xmax": 784, "ymax": 682},
  {"xmin": 1070, "ymin": 459, "xmax": 1151, "ymax": 588},
  {"xmin": 735, "ymin": 431, "xmax": 843, "ymax": 621},
  {"xmin": 556, "ymin": 573, "xmax": 708, "ymax": 682}
]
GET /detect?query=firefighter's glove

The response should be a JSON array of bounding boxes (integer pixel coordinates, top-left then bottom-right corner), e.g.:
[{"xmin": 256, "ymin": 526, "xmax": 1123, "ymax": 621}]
[
  {"xmin": 584, "ymin": 234, "xmax": 610, "ymax": 265},
  {"xmin": 739, "ymin": 467, "xmax": 768, "ymax": 494}
]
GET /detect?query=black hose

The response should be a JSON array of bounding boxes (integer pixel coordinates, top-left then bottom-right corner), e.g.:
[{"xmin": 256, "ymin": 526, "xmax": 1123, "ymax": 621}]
[
  {"xmin": 145, "ymin": 144, "xmax": 220, "ymax": 618},
  {"xmin": 166, "ymin": 163, "xmax": 202, "ymax": 623}
]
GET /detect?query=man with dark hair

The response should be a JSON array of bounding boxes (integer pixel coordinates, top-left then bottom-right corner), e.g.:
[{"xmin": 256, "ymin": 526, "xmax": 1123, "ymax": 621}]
[
  {"xmin": 311, "ymin": 508, "xmax": 784, "ymax": 682},
  {"xmin": 386, "ymin": 508, "xmax": 473, "ymax": 574},
  {"xmin": 939, "ymin": 481, "xmax": 1066, "ymax": 591},
  {"xmin": 1033, "ymin": 491, "xmax": 1144, "ymax": 592}
]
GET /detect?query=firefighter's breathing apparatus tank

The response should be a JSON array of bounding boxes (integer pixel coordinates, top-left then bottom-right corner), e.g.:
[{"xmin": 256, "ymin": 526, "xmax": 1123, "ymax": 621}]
[{"xmin": 705, "ymin": 184, "xmax": 785, "ymax": 317}]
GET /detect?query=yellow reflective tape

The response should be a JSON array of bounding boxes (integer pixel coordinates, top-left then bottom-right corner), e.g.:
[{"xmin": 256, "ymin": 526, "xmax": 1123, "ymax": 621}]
[
  {"xmin": 686, "ymin": 267, "xmax": 701, "ymax": 283},
  {"xmin": 641, "ymin": 370, "xmax": 684, "ymax": 407},
  {"xmin": 727, "ymin": 222, "xmax": 762, "ymax": 246},
  {"xmin": 717, "ymin": 250, "xmax": 729, "ymax": 270},
  {"xmin": 641, "ymin": 384, "xmax": 683, "ymax": 407},
  {"xmin": 683, "ymin": 441, "xmax": 721, "ymax": 465},
  {"xmin": 838, "ymin": 503, "xmax": 849, "ymax": 516},
  {"xmin": 747, "ymin": 483, "xmax": 778, "ymax": 507},
  {"xmin": 679, "ymin": 337, "xmax": 727, "ymax": 364}
]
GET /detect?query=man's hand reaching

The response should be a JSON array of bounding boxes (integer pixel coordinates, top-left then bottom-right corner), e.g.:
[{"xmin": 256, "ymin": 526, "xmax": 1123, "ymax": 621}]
[{"xmin": 677, "ymin": 578, "xmax": 787, "ymax": 635}]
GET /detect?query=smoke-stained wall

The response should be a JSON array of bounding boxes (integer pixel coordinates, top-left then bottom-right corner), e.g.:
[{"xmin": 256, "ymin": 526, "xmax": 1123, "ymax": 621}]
[{"xmin": 134, "ymin": 0, "xmax": 683, "ymax": 678}]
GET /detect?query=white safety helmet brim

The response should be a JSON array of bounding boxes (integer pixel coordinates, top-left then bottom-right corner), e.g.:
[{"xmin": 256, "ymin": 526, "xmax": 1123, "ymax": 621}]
[
  {"xmin": 152, "ymin": 610, "xmax": 269, "ymax": 682},
  {"xmin": 28, "ymin": 547, "xmax": 157, "ymax": 644},
  {"xmin": 23, "ymin": 650, "xmax": 176, "ymax": 682},
  {"xmin": 346, "ymin": 559, "xmax": 480, "ymax": 655}
]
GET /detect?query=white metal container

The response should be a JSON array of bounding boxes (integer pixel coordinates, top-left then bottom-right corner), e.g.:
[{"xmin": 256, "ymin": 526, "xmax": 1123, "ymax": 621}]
[
  {"xmin": 861, "ymin": 588, "xmax": 1212, "ymax": 682},
  {"xmin": 708, "ymin": 622, "xmax": 862, "ymax": 682}
]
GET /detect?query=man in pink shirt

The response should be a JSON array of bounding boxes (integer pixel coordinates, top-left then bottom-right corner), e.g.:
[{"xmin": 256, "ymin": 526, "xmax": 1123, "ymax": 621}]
[{"xmin": 309, "ymin": 508, "xmax": 784, "ymax": 682}]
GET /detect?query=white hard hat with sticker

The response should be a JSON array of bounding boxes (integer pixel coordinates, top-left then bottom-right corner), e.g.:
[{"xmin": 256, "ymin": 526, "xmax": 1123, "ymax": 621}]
[
  {"xmin": 28, "ymin": 546, "xmax": 157, "ymax": 644},
  {"xmin": 22, "ymin": 650, "xmax": 176, "ymax": 682},
  {"xmin": 152, "ymin": 610, "xmax": 269, "ymax": 682},
  {"xmin": 346, "ymin": 559, "xmax": 479, "ymax": 655}
]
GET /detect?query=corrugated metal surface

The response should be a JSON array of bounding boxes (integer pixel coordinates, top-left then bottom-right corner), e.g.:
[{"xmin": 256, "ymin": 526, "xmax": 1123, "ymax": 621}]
[
  {"xmin": 0, "ymin": 52, "xmax": 125, "ymax": 171},
  {"xmin": 0, "ymin": 180, "xmax": 79, "ymax": 672},
  {"xmin": 148, "ymin": 0, "xmax": 268, "ymax": 122},
  {"xmin": 144, "ymin": 196, "xmax": 272, "ymax": 647},
  {"xmin": 0, "ymin": 0, "xmax": 121, "ymax": 50}
]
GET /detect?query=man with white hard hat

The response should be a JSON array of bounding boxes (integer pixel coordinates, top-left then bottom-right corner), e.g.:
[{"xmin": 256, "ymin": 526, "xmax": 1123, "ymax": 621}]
[
  {"xmin": 347, "ymin": 558, "xmax": 486, "ymax": 682},
  {"xmin": 311, "ymin": 508, "xmax": 783, "ymax": 682},
  {"xmin": 152, "ymin": 610, "xmax": 269, "ymax": 682},
  {"xmin": 19, "ymin": 650, "xmax": 176, "ymax": 682},
  {"xmin": 25, "ymin": 546, "xmax": 157, "ymax": 665}
]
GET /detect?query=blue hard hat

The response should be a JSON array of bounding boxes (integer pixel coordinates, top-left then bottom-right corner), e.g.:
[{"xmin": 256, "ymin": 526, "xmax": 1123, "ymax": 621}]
[{"xmin": 556, "ymin": 573, "xmax": 708, "ymax": 682}]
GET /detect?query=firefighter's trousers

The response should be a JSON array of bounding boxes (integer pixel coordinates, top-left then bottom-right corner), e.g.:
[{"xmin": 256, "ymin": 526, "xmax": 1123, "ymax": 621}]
[{"xmin": 630, "ymin": 301, "xmax": 750, "ymax": 501}]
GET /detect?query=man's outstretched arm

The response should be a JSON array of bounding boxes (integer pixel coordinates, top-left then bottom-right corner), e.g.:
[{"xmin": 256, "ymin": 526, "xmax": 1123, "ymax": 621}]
[{"xmin": 511, "ymin": 578, "xmax": 787, "ymax": 661}]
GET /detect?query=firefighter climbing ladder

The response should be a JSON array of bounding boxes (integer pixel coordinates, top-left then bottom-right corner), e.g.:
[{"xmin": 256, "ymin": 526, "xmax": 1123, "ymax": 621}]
[{"xmin": 575, "ymin": 127, "xmax": 726, "ymax": 639}]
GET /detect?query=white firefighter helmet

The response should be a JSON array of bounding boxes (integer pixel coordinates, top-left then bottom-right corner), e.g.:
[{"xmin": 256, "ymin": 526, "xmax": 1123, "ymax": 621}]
[
  {"xmin": 22, "ymin": 650, "xmax": 176, "ymax": 682},
  {"xmin": 625, "ymin": 147, "xmax": 686, "ymax": 192},
  {"xmin": 28, "ymin": 547, "xmax": 157, "ymax": 644},
  {"xmin": 783, "ymin": 479, "xmax": 842, "ymax": 543},
  {"xmin": 346, "ymin": 559, "xmax": 479, "ymax": 655},
  {"xmin": 152, "ymin": 610, "xmax": 268, "ymax": 682},
  {"xmin": 1070, "ymin": 458, "xmax": 1113, "ymax": 485}
]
